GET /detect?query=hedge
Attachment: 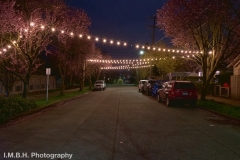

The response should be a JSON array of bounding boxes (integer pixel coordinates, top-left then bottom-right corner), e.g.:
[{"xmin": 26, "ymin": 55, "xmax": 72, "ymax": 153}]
[{"xmin": 0, "ymin": 97, "xmax": 37, "ymax": 124}]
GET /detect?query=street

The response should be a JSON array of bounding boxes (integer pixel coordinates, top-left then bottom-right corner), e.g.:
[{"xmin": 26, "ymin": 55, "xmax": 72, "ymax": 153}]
[{"xmin": 0, "ymin": 86, "xmax": 240, "ymax": 160}]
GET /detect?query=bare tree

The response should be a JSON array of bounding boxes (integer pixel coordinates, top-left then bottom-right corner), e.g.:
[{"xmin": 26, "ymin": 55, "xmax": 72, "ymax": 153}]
[{"xmin": 157, "ymin": 0, "xmax": 240, "ymax": 100}]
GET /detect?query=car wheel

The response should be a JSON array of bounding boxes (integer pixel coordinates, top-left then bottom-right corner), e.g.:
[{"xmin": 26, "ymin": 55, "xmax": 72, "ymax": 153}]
[
  {"xmin": 157, "ymin": 95, "xmax": 161, "ymax": 102},
  {"xmin": 166, "ymin": 97, "xmax": 172, "ymax": 107},
  {"xmin": 141, "ymin": 87, "xmax": 144, "ymax": 93},
  {"xmin": 147, "ymin": 89, "xmax": 150, "ymax": 95}
]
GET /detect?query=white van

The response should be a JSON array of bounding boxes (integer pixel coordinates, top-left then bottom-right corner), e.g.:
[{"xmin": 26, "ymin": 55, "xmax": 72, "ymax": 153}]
[
  {"xmin": 93, "ymin": 80, "xmax": 106, "ymax": 91},
  {"xmin": 138, "ymin": 80, "xmax": 147, "ymax": 92}
]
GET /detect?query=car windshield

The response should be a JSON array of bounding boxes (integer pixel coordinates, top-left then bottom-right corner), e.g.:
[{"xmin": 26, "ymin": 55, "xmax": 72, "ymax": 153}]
[
  {"xmin": 148, "ymin": 80, "xmax": 156, "ymax": 83},
  {"xmin": 95, "ymin": 81, "xmax": 103, "ymax": 84},
  {"xmin": 174, "ymin": 82, "xmax": 195, "ymax": 89}
]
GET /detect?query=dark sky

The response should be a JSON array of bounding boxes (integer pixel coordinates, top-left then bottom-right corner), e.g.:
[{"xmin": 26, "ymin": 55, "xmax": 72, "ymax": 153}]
[{"xmin": 67, "ymin": 0, "xmax": 168, "ymax": 59}]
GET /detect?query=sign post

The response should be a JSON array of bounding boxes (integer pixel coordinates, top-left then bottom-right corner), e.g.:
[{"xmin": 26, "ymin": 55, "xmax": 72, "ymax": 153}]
[{"xmin": 46, "ymin": 68, "xmax": 51, "ymax": 102}]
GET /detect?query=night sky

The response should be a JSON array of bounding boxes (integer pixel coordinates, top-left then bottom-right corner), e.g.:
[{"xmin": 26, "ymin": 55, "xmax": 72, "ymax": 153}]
[{"xmin": 67, "ymin": 0, "xmax": 168, "ymax": 59}]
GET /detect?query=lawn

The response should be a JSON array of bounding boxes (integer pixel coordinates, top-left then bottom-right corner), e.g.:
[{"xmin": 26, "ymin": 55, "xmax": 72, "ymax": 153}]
[
  {"xmin": 35, "ymin": 88, "xmax": 90, "ymax": 107},
  {"xmin": 197, "ymin": 100, "xmax": 240, "ymax": 120}
]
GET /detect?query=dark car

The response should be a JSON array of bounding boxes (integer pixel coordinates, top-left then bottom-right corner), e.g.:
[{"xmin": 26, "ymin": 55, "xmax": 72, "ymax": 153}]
[
  {"xmin": 142, "ymin": 79, "xmax": 157, "ymax": 95},
  {"xmin": 152, "ymin": 83, "xmax": 163, "ymax": 97},
  {"xmin": 151, "ymin": 80, "xmax": 167, "ymax": 97},
  {"xmin": 157, "ymin": 81, "xmax": 198, "ymax": 107}
]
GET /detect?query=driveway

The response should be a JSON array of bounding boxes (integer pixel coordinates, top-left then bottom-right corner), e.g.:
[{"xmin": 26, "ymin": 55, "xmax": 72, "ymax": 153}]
[{"xmin": 0, "ymin": 86, "xmax": 240, "ymax": 160}]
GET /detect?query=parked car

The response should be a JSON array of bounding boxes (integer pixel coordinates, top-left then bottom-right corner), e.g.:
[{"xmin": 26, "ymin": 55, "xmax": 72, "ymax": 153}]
[
  {"xmin": 93, "ymin": 80, "xmax": 106, "ymax": 91},
  {"xmin": 151, "ymin": 80, "xmax": 167, "ymax": 97},
  {"xmin": 152, "ymin": 83, "xmax": 163, "ymax": 97},
  {"xmin": 142, "ymin": 79, "xmax": 157, "ymax": 95},
  {"xmin": 138, "ymin": 80, "xmax": 147, "ymax": 92},
  {"xmin": 157, "ymin": 81, "xmax": 198, "ymax": 107}
]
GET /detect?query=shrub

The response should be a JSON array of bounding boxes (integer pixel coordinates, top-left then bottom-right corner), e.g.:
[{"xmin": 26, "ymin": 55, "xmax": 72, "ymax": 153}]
[
  {"xmin": 117, "ymin": 78, "xmax": 124, "ymax": 84},
  {"xmin": 113, "ymin": 79, "xmax": 117, "ymax": 84},
  {"xmin": 0, "ymin": 97, "xmax": 37, "ymax": 124}
]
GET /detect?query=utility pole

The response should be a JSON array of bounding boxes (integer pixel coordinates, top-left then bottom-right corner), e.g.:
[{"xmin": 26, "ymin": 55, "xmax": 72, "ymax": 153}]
[
  {"xmin": 147, "ymin": 16, "xmax": 157, "ymax": 79},
  {"xmin": 148, "ymin": 15, "xmax": 157, "ymax": 45}
]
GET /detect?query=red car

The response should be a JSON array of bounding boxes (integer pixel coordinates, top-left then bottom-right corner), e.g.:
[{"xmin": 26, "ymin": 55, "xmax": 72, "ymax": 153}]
[{"xmin": 157, "ymin": 81, "xmax": 198, "ymax": 107}]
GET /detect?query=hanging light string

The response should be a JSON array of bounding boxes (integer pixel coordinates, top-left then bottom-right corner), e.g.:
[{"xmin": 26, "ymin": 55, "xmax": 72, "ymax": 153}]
[
  {"xmin": 0, "ymin": 21, "xmax": 209, "ymax": 56},
  {"xmin": 87, "ymin": 55, "xmax": 197, "ymax": 64},
  {"xmin": 101, "ymin": 64, "xmax": 154, "ymax": 70}
]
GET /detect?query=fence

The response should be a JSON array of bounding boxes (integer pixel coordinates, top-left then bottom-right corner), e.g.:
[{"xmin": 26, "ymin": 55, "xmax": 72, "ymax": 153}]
[{"xmin": 230, "ymin": 76, "xmax": 240, "ymax": 100}]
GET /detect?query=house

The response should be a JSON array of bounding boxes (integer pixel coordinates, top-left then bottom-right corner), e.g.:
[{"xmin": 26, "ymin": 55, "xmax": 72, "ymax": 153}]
[
  {"xmin": 227, "ymin": 54, "xmax": 240, "ymax": 100},
  {"xmin": 0, "ymin": 75, "xmax": 56, "ymax": 96},
  {"xmin": 166, "ymin": 72, "xmax": 198, "ymax": 80}
]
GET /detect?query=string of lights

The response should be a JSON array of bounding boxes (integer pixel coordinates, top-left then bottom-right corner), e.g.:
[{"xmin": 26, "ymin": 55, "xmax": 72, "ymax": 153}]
[
  {"xmin": 0, "ymin": 22, "xmax": 206, "ymax": 56},
  {"xmin": 87, "ymin": 55, "xmax": 198, "ymax": 64},
  {"xmin": 101, "ymin": 65, "xmax": 154, "ymax": 70}
]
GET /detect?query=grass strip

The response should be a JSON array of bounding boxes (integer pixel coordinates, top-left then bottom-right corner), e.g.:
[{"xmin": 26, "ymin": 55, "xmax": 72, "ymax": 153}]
[
  {"xmin": 197, "ymin": 99, "xmax": 240, "ymax": 120},
  {"xmin": 34, "ymin": 88, "xmax": 90, "ymax": 107}
]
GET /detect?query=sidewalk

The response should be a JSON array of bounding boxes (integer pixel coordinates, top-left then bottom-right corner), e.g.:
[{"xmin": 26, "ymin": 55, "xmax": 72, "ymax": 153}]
[{"xmin": 203, "ymin": 95, "xmax": 240, "ymax": 106}]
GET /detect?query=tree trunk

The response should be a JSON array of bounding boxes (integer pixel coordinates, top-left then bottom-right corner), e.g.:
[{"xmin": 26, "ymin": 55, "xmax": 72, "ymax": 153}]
[
  {"xmin": 22, "ymin": 74, "xmax": 30, "ymax": 99},
  {"xmin": 60, "ymin": 78, "xmax": 65, "ymax": 96},
  {"xmin": 88, "ymin": 75, "xmax": 92, "ymax": 90},
  {"xmin": 22, "ymin": 81, "xmax": 29, "ymax": 99},
  {"xmin": 79, "ymin": 80, "xmax": 83, "ymax": 91},
  {"xmin": 200, "ymin": 86, "xmax": 207, "ymax": 101}
]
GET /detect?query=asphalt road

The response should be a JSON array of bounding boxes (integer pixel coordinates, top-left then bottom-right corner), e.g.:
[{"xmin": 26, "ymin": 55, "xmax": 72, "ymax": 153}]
[{"xmin": 1, "ymin": 86, "xmax": 240, "ymax": 160}]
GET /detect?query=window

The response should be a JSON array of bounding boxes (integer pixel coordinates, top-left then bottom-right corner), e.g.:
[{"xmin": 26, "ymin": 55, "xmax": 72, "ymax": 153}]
[
  {"xmin": 174, "ymin": 82, "xmax": 195, "ymax": 89},
  {"xmin": 15, "ymin": 86, "xmax": 22, "ymax": 92},
  {"xmin": 29, "ymin": 85, "xmax": 34, "ymax": 90}
]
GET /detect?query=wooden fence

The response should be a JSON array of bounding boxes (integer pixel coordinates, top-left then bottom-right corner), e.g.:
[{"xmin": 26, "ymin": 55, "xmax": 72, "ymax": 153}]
[{"xmin": 230, "ymin": 76, "xmax": 240, "ymax": 100}]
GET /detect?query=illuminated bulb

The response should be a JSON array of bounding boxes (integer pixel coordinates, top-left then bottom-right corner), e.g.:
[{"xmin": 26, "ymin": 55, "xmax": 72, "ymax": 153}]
[
  {"xmin": 110, "ymin": 40, "xmax": 113, "ymax": 44},
  {"xmin": 95, "ymin": 37, "xmax": 99, "ymax": 41},
  {"xmin": 142, "ymin": 46, "xmax": 145, "ymax": 49},
  {"xmin": 79, "ymin": 34, "xmax": 83, "ymax": 38},
  {"xmin": 0, "ymin": 51, "xmax": 2, "ymax": 54},
  {"xmin": 13, "ymin": 41, "xmax": 16, "ymax": 44},
  {"xmin": 20, "ymin": 35, "xmax": 22, "ymax": 38},
  {"xmin": 153, "ymin": 48, "xmax": 156, "ymax": 50},
  {"xmin": 87, "ymin": 36, "xmax": 91, "ymax": 39},
  {"xmin": 147, "ymin": 47, "xmax": 150, "ymax": 50},
  {"xmin": 173, "ymin": 56, "xmax": 175, "ymax": 59},
  {"xmin": 163, "ymin": 49, "xmax": 166, "ymax": 51},
  {"xmin": 136, "ymin": 45, "xmax": 139, "ymax": 48},
  {"xmin": 7, "ymin": 45, "xmax": 11, "ymax": 48},
  {"xmin": 61, "ymin": 30, "xmax": 65, "ymax": 34},
  {"xmin": 103, "ymin": 39, "xmax": 106, "ymax": 43},
  {"xmin": 30, "ymin": 22, "xmax": 34, "ymax": 26},
  {"xmin": 124, "ymin": 43, "xmax": 127, "ymax": 46},
  {"xmin": 52, "ymin": 28, "xmax": 55, "ymax": 32},
  {"xmin": 24, "ymin": 29, "xmax": 28, "ymax": 32},
  {"xmin": 158, "ymin": 48, "xmax": 161, "ymax": 51},
  {"xmin": 117, "ymin": 42, "xmax": 120, "ymax": 45},
  {"xmin": 41, "ymin": 25, "xmax": 45, "ymax": 29},
  {"xmin": 70, "ymin": 32, "xmax": 74, "ymax": 36},
  {"xmin": 3, "ymin": 48, "xmax": 7, "ymax": 52}
]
